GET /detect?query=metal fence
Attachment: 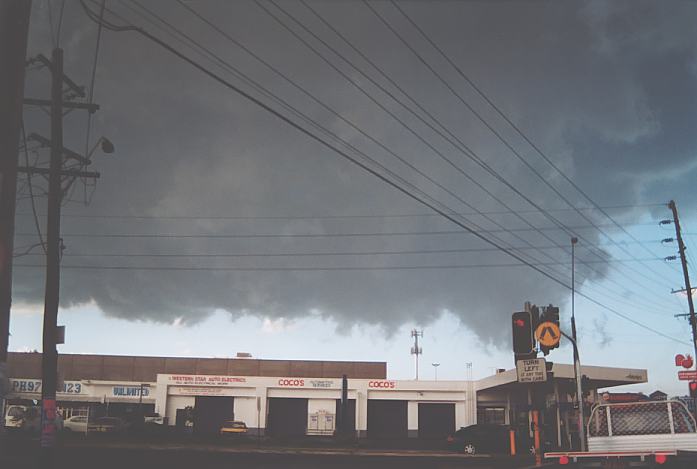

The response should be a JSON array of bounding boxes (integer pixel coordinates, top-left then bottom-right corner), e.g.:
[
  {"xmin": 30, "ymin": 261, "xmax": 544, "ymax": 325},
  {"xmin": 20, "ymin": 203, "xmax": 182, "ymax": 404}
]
[{"xmin": 589, "ymin": 400, "xmax": 696, "ymax": 437}]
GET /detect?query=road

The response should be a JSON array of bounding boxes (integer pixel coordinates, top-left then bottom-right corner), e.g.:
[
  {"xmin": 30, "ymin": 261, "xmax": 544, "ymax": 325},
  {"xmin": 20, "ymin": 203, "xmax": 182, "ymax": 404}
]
[{"xmin": 1, "ymin": 437, "xmax": 542, "ymax": 469}]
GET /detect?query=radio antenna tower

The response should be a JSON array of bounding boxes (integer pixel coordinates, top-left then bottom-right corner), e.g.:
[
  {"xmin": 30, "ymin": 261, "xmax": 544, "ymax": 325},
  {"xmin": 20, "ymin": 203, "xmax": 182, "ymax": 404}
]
[{"xmin": 411, "ymin": 329, "xmax": 423, "ymax": 380}]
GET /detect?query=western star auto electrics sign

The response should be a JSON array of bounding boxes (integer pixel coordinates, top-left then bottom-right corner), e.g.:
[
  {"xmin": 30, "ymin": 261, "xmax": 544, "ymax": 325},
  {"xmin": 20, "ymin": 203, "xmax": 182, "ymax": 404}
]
[
  {"xmin": 166, "ymin": 375, "xmax": 247, "ymax": 386},
  {"xmin": 516, "ymin": 358, "xmax": 547, "ymax": 383}
]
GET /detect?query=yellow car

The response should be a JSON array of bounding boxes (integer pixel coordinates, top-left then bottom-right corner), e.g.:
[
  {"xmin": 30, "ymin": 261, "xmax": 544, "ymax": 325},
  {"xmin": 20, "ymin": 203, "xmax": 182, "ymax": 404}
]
[{"xmin": 219, "ymin": 420, "xmax": 248, "ymax": 436}]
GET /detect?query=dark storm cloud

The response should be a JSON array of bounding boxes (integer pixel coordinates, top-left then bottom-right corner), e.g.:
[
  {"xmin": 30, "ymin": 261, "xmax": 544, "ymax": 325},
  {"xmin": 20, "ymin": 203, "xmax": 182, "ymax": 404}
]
[{"xmin": 12, "ymin": 0, "xmax": 697, "ymax": 345}]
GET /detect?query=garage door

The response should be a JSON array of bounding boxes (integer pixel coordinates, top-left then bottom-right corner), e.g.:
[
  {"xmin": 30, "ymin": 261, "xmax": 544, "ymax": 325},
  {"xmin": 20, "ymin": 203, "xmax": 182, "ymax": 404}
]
[
  {"xmin": 266, "ymin": 398, "xmax": 308, "ymax": 437},
  {"xmin": 367, "ymin": 400, "xmax": 407, "ymax": 439},
  {"xmin": 194, "ymin": 396, "xmax": 234, "ymax": 435},
  {"xmin": 418, "ymin": 403, "xmax": 455, "ymax": 439}
]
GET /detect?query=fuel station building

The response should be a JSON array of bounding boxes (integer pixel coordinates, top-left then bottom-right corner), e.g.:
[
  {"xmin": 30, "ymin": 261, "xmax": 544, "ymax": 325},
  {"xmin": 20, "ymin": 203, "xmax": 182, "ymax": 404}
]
[{"xmin": 4, "ymin": 352, "xmax": 647, "ymax": 444}]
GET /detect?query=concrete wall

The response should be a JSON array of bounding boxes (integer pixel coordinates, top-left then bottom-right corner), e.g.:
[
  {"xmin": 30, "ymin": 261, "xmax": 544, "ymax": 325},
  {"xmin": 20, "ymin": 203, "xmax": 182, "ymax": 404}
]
[{"xmin": 234, "ymin": 397, "xmax": 259, "ymax": 431}]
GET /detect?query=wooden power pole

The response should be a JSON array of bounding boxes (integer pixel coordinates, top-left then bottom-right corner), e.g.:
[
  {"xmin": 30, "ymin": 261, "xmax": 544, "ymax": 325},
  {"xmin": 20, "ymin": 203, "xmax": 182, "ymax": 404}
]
[{"xmin": 669, "ymin": 201, "xmax": 697, "ymax": 369}]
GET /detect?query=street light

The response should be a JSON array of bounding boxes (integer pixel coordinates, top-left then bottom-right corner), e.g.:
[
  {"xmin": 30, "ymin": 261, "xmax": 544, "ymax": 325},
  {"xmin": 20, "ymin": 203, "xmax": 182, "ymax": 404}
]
[{"xmin": 432, "ymin": 363, "xmax": 440, "ymax": 381}]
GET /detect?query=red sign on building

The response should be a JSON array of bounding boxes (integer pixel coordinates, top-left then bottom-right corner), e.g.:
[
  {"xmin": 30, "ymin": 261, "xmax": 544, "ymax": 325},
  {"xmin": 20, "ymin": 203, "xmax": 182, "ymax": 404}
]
[{"xmin": 678, "ymin": 370, "xmax": 697, "ymax": 381}]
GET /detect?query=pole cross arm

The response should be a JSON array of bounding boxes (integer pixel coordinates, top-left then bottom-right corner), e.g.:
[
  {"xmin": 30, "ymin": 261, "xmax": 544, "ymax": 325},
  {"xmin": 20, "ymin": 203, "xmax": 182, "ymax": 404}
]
[
  {"xmin": 26, "ymin": 133, "xmax": 92, "ymax": 165},
  {"xmin": 24, "ymin": 98, "xmax": 99, "ymax": 113},
  {"xmin": 17, "ymin": 166, "xmax": 100, "ymax": 179},
  {"xmin": 29, "ymin": 54, "xmax": 86, "ymax": 98}
]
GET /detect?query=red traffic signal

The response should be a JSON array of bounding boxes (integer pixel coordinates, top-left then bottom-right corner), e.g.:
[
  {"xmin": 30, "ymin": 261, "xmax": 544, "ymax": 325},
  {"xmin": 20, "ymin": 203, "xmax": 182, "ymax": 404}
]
[
  {"xmin": 690, "ymin": 381, "xmax": 697, "ymax": 398},
  {"xmin": 512, "ymin": 311, "xmax": 535, "ymax": 357}
]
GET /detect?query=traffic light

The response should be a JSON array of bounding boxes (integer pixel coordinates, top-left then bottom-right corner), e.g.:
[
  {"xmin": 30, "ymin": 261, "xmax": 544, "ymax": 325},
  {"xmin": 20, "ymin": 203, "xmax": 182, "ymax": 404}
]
[
  {"xmin": 512, "ymin": 311, "xmax": 535, "ymax": 358},
  {"xmin": 538, "ymin": 305, "xmax": 560, "ymax": 356},
  {"xmin": 689, "ymin": 381, "xmax": 697, "ymax": 399}
]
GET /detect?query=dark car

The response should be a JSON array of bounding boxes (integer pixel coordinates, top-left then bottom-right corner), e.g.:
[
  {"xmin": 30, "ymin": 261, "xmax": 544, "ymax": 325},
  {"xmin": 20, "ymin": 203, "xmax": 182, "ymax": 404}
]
[
  {"xmin": 87, "ymin": 417, "xmax": 129, "ymax": 434},
  {"xmin": 447, "ymin": 424, "xmax": 510, "ymax": 455}
]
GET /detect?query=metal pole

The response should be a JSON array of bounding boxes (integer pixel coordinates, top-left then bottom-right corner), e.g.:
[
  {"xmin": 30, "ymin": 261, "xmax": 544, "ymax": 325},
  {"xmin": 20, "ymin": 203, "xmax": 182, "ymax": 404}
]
[
  {"xmin": 0, "ymin": 1, "xmax": 32, "ymax": 433},
  {"xmin": 415, "ymin": 331, "xmax": 419, "ymax": 380},
  {"xmin": 561, "ymin": 330, "xmax": 586, "ymax": 451},
  {"xmin": 570, "ymin": 237, "xmax": 585, "ymax": 451},
  {"xmin": 40, "ymin": 47, "xmax": 64, "ymax": 467}
]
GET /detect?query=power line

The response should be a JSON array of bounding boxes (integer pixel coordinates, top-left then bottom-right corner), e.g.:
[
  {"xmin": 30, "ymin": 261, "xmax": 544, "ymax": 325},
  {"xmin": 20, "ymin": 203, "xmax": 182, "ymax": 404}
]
[
  {"xmin": 104, "ymin": 0, "xmax": 678, "ymax": 316},
  {"xmin": 366, "ymin": 1, "xmax": 680, "ymax": 295},
  {"xmin": 116, "ymin": 0, "xmax": 597, "ymax": 308},
  {"xmin": 147, "ymin": 0, "xmax": 677, "ymax": 314},
  {"xmin": 270, "ymin": 0, "xmax": 683, "ymax": 313},
  {"xmin": 252, "ymin": 0, "xmax": 671, "ymax": 311},
  {"xmin": 77, "ymin": 1, "xmax": 687, "ymax": 345},
  {"xmin": 9, "ymin": 259, "xmax": 666, "ymax": 271},
  {"xmin": 157, "ymin": 0, "xmax": 581, "ymax": 285},
  {"xmin": 10, "ymin": 228, "xmax": 671, "ymax": 240},
  {"xmin": 268, "ymin": 0, "xmax": 679, "ymax": 297},
  {"xmin": 89, "ymin": 2, "xmax": 679, "ymax": 319},
  {"xmin": 15, "ymin": 205, "xmax": 664, "ymax": 221},
  {"xmin": 389, "ymin": 0, "xmax": 683, "ymax": 282},
  {"xmin": 20, "ymin": 121, "xmax": 46, "ymax": 254},
  {"xmin": 19, "ymin": 250, "xmax": 663, "ymax": 263}
]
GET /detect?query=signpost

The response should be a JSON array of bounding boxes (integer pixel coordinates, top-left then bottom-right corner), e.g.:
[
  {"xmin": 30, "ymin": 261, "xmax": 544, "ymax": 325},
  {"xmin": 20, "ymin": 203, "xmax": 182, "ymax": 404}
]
[{"xmin": 516, "ymin": 358, "xmax": 547, "ymax": 383}]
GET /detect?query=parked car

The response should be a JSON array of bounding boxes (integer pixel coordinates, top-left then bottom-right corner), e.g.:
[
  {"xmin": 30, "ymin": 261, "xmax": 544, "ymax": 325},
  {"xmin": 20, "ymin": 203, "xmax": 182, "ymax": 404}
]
[
  {"xmin": 4, "ymin": 405, "xmax": 27, "ymax": 429},
  {"xmin": 143, "ymin": 412, "xmax": 164, "ymax": 425},
  {"xmin": 63, "ymin": 415, "xmax": 88, "ymax": 433},
  {"xmin": 219, "ymin": 420, "xmax": 248, "ymax": 437},
  {"xmin": 4, "ymin": 405, "xmax": 40, "ymax": 433},
  {"xmin": 87, "ymin": 417, "xmax": 128, "ymax": 434},
  {"xmin": 447, "ymin": 424, "xmax": 510, "ymax": 455}
]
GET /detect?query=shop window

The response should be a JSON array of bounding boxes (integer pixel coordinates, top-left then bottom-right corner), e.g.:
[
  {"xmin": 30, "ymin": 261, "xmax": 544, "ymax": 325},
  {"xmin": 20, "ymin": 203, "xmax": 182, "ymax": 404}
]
[{"xmin": 477, "ymin": 407, "xmax": 506, "ymax": 425}]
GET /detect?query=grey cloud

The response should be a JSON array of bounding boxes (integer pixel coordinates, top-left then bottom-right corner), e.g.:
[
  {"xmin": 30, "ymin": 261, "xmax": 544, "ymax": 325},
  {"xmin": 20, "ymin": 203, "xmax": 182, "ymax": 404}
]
[{"xmin": 12, "ymin": 0, "xmax": 696, "ymax": 347}]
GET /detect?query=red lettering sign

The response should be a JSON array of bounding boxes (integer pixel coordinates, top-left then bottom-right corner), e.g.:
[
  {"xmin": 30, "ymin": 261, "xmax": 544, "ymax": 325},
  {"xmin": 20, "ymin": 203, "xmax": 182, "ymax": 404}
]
[
  {"xmin": 368, "ymin": 380, "xmax": 396, "ymax": 389},
  {"xmin": 277, "ymin": 379, "xmax": 305, "ymax": 387}
]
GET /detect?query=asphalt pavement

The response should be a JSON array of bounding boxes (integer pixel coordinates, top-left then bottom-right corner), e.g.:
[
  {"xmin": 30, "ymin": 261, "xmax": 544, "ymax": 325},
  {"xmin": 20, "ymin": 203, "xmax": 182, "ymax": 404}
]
[{"xmin": 0, "ymin": 435, "xmax": 543, "ymax": 469}]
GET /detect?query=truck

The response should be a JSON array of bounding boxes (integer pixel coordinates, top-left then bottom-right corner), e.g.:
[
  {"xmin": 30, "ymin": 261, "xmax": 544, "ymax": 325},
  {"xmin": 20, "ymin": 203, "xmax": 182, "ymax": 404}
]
[{"xmin": 545, "ymin": 400, "xmax": 697, "ymax": 467}]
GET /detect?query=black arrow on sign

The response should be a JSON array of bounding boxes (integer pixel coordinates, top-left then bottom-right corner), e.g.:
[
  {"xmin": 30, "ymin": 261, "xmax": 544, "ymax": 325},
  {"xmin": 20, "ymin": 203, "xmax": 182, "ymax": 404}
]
[{"xmin": 540, "ymin": 327, "xmax": 558, "ymax": 341}]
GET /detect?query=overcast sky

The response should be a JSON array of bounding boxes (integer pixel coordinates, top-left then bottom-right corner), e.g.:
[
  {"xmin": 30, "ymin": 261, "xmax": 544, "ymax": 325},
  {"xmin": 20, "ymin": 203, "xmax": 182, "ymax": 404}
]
[{"xmin": 9, "ymin": 0, "xmax": 697, "ymax": 396}]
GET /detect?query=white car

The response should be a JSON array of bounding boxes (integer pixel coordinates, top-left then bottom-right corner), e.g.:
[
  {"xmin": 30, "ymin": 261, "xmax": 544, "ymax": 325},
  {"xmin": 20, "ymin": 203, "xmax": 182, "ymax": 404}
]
[
  {"xmin": 63, "ymin": 415, "xmax": 88, "ymax": 433},
  {"xmin": 144, "ymin": 413, "xmax": 164, "ymax": 425},
  {"xmin": 4, "ymin": 405, "xmax": 27, "ymax": 428}
]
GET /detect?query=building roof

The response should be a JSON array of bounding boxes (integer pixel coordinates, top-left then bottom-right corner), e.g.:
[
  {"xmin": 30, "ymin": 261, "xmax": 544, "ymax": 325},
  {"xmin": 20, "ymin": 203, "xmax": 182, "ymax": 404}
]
[
  {"xmin": 7, "ymin": 352, "xmax": 387, "ymax": 382},
  {"xmin": 476, "ymin": 363, "xmax": 647, "ymax": 391}
]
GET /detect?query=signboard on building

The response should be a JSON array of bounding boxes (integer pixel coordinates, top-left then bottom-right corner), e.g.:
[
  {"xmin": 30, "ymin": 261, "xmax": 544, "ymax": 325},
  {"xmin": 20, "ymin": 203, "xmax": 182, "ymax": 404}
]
[
  {"xmin": 516, "ymin": 358, "xmax": 547, "ymax": 383},
  {"xmin": 10, "ymin": 378, "xmax": 85, "ymax": 395},
  {"xmin": 368, "ymin": 380, "xmax": 396, "ymax": 389},
  {"xmin": 165, "ymin": 375, "xmax": 247, "ymax": 387},
  {"xmin": 171, "ymin": 386, "xmax": 235, "ymax": 396},
  {"xmin": 112, "ymin": 385, "xmax": 149, "ymax": 397},
  {"xmin": 678, "ymin": 370, "xmax": 697, "ymax": 381}
]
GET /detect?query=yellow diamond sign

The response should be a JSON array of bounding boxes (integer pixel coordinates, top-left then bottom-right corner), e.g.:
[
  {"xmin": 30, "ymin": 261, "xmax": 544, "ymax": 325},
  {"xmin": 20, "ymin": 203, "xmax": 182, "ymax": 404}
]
[{"xmin": 535, "ymin": 321, "xmax": 561, "ymax": 347}]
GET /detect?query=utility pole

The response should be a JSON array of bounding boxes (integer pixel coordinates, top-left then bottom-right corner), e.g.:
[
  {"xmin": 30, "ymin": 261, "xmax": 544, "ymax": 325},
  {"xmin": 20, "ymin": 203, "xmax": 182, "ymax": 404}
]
[
  {"xmin": 668, "ymin": 200, "xmax": 697, "ymax": 370},
  {"xmin": 39, "ymin": 47, "xmax": 64, "ymax": 464},
  {"xmin": 20, "ymin": 47, "xmax": 108, "ymax": 466},
  {"xmin": 0, "ymin": 0, "xmax": 32, "ymax": 432},
  {"xmin": 410, "ymin": 329, "xmax": 423, "ymax": 380}
]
